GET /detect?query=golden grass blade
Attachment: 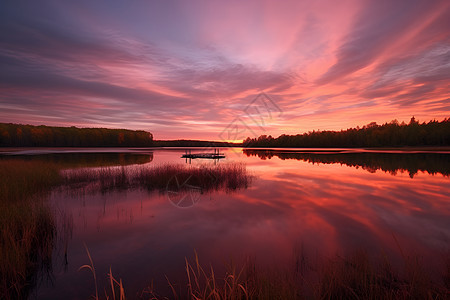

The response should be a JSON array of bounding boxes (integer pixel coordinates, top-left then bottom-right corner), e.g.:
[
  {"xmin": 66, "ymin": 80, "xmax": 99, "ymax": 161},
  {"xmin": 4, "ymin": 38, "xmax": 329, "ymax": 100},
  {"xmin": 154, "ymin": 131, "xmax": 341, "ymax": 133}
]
[
  {"xmin": 238, "ymin": 283, "xmax": 248, "ymax": 300},
  {"xmin": 79, "ymin": 243, "xmax": 98, "ymax": 300},
  {"xmin": 119, "ymin": 278, "xmax": 125, "ymax": 300},
  {"xmin": 165, "ymin": 275, "xmax": 178, "ymax": 299},
  {"xmin": 109, "ymin": 267, "xmax": 115, "ymax": 300},
  {"xmin": 185, "ymin": 258, "xmax": 192, "ymax": 295}
]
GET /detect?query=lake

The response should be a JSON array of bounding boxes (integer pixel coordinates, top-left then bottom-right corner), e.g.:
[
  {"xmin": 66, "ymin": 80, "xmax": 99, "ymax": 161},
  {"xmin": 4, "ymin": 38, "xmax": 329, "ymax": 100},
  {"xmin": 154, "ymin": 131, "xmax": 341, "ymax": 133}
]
[{"xmin": 2, "ymin": 148, "xmax": 449, "ymax": 299}]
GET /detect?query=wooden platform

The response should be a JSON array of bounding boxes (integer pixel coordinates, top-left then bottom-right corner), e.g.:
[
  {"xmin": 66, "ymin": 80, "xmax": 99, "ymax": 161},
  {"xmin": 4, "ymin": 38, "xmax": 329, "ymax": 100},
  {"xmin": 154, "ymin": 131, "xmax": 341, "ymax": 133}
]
[
  {"xmin": 181, "ymin": 153, "xmax": 225, "ymax": 159},
  {"xmin": 181, "ymin": 149, "xmax": 225, "ymax": 160}
]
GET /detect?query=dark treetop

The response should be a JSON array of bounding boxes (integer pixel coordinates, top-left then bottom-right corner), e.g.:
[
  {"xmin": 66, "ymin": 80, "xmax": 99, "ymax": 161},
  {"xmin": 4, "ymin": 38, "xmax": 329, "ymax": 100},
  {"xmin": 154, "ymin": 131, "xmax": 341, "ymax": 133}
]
[
  {"xmin": 0, "ymin": 123, "xmax": 153, "ymax": 147},
  {"xmin": 244, "ymin": 118, "xmax": 450, "ymax": 148}
]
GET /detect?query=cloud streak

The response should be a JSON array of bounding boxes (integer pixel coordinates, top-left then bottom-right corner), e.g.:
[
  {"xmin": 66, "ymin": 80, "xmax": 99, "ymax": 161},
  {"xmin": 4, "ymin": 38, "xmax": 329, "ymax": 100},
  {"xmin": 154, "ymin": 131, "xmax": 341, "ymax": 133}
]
[{"xmin": 0, "ymin": 0, "xmax": 449, "ymax": 139}]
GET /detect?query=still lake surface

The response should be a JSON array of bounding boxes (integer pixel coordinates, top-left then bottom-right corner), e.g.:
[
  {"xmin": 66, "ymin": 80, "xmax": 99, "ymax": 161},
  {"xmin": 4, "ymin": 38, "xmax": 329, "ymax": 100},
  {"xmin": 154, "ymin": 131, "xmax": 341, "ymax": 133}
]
[{"xmin": 4, "ymin": 148, "xmax": 449, "ymax": 299}]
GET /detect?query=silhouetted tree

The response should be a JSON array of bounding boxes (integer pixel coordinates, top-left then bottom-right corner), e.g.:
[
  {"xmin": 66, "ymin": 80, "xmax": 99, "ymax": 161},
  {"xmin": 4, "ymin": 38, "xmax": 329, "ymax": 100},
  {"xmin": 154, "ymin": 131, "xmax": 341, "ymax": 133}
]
[
  {"xmin": 0, "ymin": 124, "xmax": 153, "ymax": 147},
  {"xmin": 244, "ymin": 118, "xmax": 450, "ymax": 148}
]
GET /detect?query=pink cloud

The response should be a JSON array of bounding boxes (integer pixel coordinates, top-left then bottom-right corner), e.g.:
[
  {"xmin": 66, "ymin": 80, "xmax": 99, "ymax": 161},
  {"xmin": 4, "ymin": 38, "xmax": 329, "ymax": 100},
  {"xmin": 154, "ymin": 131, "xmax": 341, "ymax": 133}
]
[{"xmin": 0, "ymin": 0, "xmax": 448, "ymax": 140}]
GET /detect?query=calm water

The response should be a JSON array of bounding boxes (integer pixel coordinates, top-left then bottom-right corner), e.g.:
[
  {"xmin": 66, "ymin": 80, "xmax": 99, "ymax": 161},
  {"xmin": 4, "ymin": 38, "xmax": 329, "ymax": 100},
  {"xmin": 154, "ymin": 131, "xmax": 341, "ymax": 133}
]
[{"xmin": 8, "ymin": 148, "xmax": 448, "ymax": 299}]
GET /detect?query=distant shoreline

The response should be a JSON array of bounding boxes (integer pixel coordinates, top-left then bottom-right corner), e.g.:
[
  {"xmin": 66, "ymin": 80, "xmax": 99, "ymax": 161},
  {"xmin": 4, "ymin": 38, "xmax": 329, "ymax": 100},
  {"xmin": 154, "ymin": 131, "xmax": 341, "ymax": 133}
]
[
  {"xmin": 1, "ymin": 146, "xmax": 450, "ymax": 155},
  {"xmin": 2, "ymin": 119, "xmax": 449, "ymax": 148}
]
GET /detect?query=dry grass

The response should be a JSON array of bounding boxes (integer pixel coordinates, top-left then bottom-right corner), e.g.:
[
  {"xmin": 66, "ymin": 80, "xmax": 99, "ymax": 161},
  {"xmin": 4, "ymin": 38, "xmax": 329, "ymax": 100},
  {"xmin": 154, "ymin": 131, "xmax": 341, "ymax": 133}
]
[
  {"xmin": 0, "ymin": 160, "xmax": 59, "ymax": 299},
  {"xmin": 2, "ymin": 158, "xmax": 448, "ymax": 299},
  {"xmin": 0, "ymin": 159, "xmax": 61, "ymax": 202},
  {"xmin": 313, "ymin": 250, "xmax": 450, "ymax": 300},
  {"xmin": 60, "ymin": 163, "xmax": 252, "ymax": 194},
  {"xmin": 82, "ymin": 248, "xmax": 450, "ymax": 300},
  {"xmin": 0, "ymin": 159, "xmax": 251, "ymax": 299},
  {"xmin": 182, "ymin": 252, "xmax": 249, "ymax": 300},
  {"xmin": 82, "ymin": 250, "xmax": 250, "ymax": 300}
]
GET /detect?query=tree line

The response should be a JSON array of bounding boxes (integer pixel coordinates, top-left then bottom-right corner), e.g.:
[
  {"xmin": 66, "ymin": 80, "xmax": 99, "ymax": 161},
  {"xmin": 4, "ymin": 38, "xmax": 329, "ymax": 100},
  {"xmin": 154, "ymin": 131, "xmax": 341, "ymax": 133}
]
[
  {"xmin": 0, "ymin": 123, "xmax": 154, "ymax": 147},
  {"xmin": 244, "ymin": 117, "xmax": 450, "ymax": 148},
  {"xmin": 2, "ymin": 117, "xmax": 449, "ymax": 148}
]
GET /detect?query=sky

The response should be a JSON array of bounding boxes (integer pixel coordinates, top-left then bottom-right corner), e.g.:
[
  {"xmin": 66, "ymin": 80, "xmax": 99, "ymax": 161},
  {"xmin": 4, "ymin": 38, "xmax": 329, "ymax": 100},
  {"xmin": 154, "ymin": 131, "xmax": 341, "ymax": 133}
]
[{"xmin": 0, "ymin": 0, "xmax": 449, "ymax": 141}]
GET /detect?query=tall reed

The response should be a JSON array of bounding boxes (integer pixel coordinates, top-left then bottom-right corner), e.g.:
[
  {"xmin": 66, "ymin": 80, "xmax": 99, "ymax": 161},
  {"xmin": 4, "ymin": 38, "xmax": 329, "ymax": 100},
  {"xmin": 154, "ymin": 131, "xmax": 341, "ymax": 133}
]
[
  {"xmin": 60, "ymin": 163, "xmax": 252, "ymax": 194},
  {"xmin": 84, "ymin": 249, "xmax": 449, "ymax": 300},
  {"xmin": 0, "ymin": 160, "xmax": 60, "ymax": 299}
]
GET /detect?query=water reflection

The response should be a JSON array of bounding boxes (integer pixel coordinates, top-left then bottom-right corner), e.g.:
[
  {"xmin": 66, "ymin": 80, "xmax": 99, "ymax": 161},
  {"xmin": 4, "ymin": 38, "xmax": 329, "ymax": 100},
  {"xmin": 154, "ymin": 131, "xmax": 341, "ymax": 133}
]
[
  {"xmin": 0, "ymin": 152, "xmax": 153, "ymax": 168},
  {"xmin": 60, "ymin": 162, "xmax": 251, "ymax": 196},
  {"xmin": 2, "ymin": 149, "xmax": 448, "ymax": 298},
  {"xmin": 244, "ymin": 149, "xmax": 450, "ymax": 177}
]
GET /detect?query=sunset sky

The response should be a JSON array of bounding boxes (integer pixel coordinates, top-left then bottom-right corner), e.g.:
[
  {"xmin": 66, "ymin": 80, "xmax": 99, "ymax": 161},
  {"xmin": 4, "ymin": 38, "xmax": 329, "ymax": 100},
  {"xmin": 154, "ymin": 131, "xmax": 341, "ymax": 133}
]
[{"xmin": 0, "ymin": 0, "xmax": 449, "ymax": 141}]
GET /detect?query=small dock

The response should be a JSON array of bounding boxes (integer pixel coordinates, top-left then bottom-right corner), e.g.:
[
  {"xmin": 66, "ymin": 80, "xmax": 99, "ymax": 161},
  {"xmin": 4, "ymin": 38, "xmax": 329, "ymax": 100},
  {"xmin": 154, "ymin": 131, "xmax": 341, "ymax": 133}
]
[{"xmin": 181, "ymin": 149, "xmax": 225, "ymax": 160}]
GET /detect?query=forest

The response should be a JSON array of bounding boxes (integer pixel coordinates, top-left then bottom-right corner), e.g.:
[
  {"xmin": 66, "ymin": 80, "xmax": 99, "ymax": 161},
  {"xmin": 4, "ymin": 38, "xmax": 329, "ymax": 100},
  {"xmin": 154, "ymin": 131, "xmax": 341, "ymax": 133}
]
[
  {"xmin": 0, "ymin": 123, "xmax": 154, "ymax": 147},
  {"xmin": 244, "ymin": 117, "xmax": 450, "ymax": 148},
  {"xmin": 2, "ymin": 117, "xmax": 450, "ymax": 148}
]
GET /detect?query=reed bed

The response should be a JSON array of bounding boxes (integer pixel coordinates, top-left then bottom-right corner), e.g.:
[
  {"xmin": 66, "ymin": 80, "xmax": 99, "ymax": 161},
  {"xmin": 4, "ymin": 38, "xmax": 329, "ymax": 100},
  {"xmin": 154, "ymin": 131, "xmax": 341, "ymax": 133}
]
[
  {"xmin": 2, "ymin": 158, "xmax": 448, "ymax": 299},
  {"xmin": 314, "ymin": 250, "xmax": 449, "ymax": 300},
  {"xmin": 60, "ymin": 163, "xmax": 252, "ymax": 194},
  {"xmin": 0, "ymin": 159, "xmax": 251, "ymax": 298},
  {"xmin": 0, "ymin": 159, "xmax": 61, "ymax": 202},
  {"xmin": 0, "ymin": 160, "xmax": 59, "ymax": 299},
  {"xmin": 82, "ymin": 248, "xmax": 449, "ymax": 300}
]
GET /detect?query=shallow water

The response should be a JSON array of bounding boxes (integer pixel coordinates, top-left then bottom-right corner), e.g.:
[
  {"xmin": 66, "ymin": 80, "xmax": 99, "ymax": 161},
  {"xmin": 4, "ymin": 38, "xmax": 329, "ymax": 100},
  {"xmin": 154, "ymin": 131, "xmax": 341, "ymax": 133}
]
[{"xmin": 6, "ymin": 148, "xmax": 448, "ymax": 299}]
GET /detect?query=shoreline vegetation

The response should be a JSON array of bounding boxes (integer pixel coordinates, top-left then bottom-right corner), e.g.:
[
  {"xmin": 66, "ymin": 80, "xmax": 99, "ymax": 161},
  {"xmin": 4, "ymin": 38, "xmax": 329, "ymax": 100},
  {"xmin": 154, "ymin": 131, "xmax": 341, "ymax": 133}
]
[
  {"xmin": 84, "ymin": 247, "xmax": 450, "ymax": 300},
  {"xmin": 244, "ymin": 117, "xmax": 450, "ymax": 148},
  {"xmin": 0, "ymin": 160, "xmax": 60, "ymax": 299},
  {"xmin": 0, "ymin": 159, "xmax": 252, "ymax": 299},
  {"xmin": 61, "ymin": 162, "xmax": 252, "ymax": 195},
  {"xmin": 0, "ymin": 157, "xmax": 449, "ymax": 298},
  {"xmin": 2, "ymin": 117, "xmax": 449, "ymax": 148}
]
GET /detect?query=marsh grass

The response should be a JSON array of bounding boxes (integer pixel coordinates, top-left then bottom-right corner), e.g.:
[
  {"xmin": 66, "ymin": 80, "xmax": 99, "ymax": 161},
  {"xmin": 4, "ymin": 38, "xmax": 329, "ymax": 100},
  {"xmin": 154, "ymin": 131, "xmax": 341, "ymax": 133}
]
[
  {"xmin": 182, "ymin": 252, "xmax": 249, "ymax": 300},
  {"xmin": 0, "ymin": 160, "xmax": 59, "ymax": 299},
  {"xmin": 82, "ymin": 248, "xmax": 449, "ymax": 300},
  {"xmin": 0, "ymin": 160, "xmax": 61, "ymax": 202},
  {"xmin": 314, "ymin": 250, "xmax": 450, "ymax": 299},
  {"xmin": 2, "ymin": 158, "xmax": 448, "ymax": 299},
  {"xmin": 61, "ymin": 163, "xmax": 252, "ymax": 194},
  {"xmin": 0, "ymin": 199, "xmax": 55, "ymax": 299},
  {"xmin": 0, "ymin": 159, "xmax": 251, "ymax": 298}
]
